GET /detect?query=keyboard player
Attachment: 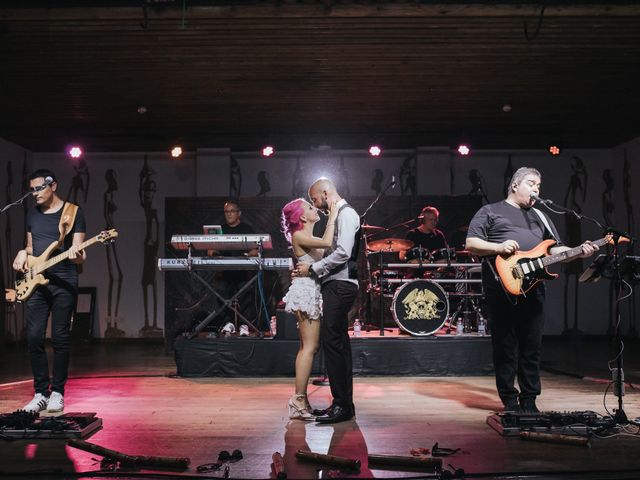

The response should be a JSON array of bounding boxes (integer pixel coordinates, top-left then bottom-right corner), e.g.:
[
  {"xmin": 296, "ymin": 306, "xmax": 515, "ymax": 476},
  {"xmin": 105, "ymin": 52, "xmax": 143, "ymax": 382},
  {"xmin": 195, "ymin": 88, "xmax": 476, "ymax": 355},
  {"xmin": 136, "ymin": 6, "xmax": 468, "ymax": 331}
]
[{"xmin": 210, "ymin": 200, "xmax": 259, "ymax": 330}]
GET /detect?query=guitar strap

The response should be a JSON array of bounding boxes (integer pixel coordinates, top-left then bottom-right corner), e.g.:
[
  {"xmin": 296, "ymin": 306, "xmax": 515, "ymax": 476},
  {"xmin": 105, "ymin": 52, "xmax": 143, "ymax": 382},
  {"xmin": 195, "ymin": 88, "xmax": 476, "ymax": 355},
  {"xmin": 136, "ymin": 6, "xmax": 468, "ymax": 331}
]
[
  {"xmin": 532, "ymin": 207, "xmax": 559, "ymax": 243},
  {"xmin": 58, "ymin": 202, "xmax": 79, "ymax": 245}
]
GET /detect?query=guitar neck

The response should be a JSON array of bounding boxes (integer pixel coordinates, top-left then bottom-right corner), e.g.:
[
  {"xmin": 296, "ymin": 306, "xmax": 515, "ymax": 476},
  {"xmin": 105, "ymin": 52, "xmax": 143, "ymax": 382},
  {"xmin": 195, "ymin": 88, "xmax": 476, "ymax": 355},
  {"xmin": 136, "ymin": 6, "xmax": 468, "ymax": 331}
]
[
  {"xmin": 35, "ymin": 236, "xmax": 100, "ymax": 274},
  {"xmin": 542, "ymin": 236, "xmax": 608, "ymax": 267}
]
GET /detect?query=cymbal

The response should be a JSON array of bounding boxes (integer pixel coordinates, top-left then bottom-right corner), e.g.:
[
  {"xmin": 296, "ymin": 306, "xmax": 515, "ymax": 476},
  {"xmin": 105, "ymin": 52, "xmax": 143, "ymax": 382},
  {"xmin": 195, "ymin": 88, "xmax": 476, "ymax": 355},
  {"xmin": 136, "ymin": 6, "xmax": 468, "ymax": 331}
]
[
  {"xmin": 367, "ymin": 238, "xmax": 414, "ymax": 252},
  {"xmin": 361, "ymin": 224, "xmax": 386, "ymax": 231}
]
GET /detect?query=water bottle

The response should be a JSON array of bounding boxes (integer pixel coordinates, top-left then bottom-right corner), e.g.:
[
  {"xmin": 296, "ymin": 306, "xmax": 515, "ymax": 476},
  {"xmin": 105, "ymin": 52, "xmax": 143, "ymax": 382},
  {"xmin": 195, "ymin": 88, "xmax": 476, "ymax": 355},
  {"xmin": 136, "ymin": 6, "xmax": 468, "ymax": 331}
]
[
  {"xmin": 270, "ymin": 315, "xmax": 277, "ymax": 337},
  {"xmin": 455, "ymin": 318, "xmax": 464, "ymax": 336},
  {"xmin": 353, "ymin": 319, "xmax": 362, "ymax": 337},
  {"xmin": 477, "ymin": 318, "xmax": 486, "ymax": 336}
]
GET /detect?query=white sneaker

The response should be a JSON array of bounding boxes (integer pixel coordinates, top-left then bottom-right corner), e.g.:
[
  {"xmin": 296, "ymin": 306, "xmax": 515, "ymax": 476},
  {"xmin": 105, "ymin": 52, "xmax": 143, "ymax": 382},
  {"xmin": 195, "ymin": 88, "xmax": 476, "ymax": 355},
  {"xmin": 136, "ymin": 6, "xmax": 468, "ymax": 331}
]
[
  {"xmin": 23, "ymin": 393, "xmax": 49, "ymax": 413},
  {"xmin": 47, "ymin": 391, "xmax": 64, "ymax": 413}
]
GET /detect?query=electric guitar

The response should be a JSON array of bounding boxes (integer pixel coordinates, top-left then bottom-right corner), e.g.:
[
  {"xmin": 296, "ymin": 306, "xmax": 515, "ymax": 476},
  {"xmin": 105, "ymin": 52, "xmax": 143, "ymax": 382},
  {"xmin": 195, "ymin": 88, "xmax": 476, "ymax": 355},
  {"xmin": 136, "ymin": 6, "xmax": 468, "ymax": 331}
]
[
  {"xmin": 495, "ymin": 235, "xmax": 628, "ymax": 296},
  {"xmin": 14, "ymin": 229, "xmax": 118, "ymax": 302}
]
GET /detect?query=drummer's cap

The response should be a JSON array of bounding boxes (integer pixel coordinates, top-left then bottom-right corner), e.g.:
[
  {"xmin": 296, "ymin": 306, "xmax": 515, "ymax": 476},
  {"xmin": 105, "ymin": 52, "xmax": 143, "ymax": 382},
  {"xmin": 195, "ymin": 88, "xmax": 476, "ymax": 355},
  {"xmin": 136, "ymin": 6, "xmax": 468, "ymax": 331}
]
[{"xmin": 418, "ymin": 206, "xmax": 440, "ymax": 219}]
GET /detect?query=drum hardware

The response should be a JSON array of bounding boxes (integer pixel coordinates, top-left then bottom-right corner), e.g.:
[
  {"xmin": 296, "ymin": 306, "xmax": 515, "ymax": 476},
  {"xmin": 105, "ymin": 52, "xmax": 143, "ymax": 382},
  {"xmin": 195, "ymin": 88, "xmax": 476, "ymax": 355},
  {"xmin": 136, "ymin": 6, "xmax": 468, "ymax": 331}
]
[
  {"xmin": 361, "ymin": 224, "xmax": 387, "ymax": 232},
  {"xmin": 431, "ymin": 248, "xmax": 457, "ymax": 264}
]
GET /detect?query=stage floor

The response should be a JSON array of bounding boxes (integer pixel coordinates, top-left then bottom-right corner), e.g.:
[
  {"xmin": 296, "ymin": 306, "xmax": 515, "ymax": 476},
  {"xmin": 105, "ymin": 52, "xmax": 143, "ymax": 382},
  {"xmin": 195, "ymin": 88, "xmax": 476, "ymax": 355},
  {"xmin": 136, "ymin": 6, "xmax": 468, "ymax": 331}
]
[{"xmin": 1, "ymin": 340, "xmax": 640, "ymax": 479}]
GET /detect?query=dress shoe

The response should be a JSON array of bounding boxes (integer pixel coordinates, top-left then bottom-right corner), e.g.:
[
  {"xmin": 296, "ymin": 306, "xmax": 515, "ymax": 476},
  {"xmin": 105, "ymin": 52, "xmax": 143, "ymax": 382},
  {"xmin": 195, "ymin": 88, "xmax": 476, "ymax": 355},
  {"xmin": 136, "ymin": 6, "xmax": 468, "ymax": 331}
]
[
  {"xmin": 312, "ymin": 405, "xmax": 334, "ymax": 417},
  {"xmin": 315, "ymin": 405, "xmax": 353, "ymax": 424}
]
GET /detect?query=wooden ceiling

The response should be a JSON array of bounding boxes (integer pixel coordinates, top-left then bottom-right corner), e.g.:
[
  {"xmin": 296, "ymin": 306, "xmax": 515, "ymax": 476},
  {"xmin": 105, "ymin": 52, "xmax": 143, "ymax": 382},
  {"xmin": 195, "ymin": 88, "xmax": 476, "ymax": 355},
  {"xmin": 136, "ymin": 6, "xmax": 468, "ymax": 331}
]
[{"xmin": 2, "ymin": 1, "xmax": 640, "ymax": 153}]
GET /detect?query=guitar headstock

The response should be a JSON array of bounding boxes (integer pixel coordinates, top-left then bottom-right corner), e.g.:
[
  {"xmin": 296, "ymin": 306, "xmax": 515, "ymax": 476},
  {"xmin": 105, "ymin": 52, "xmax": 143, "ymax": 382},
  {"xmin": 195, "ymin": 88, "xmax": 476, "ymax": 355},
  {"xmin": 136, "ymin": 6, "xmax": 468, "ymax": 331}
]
[
  {"xmin": 98, "ymin": 229, "xmax": 119, "ymax": 244},
  {"xmin": 605, "ymin": 234, "xmax": 631, "ymax": 246}
]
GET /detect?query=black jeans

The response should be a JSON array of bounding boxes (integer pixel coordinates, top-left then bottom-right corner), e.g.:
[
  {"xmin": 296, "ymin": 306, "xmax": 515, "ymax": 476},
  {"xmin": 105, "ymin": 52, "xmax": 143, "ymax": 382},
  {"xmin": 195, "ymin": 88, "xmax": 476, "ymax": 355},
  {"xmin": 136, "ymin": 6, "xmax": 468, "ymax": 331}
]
[
  {"xmin": 321, "ymin": 280, "xmax": 359, "ymax": 411},
  {"xmin": 26, "ymin": 284, "xmax": 77, "ymax": 396},
  {"xmin": 485, "ymin": 287, "xmax": 545, "ymax": 404}
]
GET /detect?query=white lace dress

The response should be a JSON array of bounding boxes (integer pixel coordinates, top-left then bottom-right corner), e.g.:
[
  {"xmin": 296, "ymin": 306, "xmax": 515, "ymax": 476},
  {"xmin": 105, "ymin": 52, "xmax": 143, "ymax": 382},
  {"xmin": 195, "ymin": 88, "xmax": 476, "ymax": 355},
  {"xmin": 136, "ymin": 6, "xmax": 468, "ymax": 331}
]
[{"xmin": 283, "ymin": 250, "xmax": 324, "ymax": 321}]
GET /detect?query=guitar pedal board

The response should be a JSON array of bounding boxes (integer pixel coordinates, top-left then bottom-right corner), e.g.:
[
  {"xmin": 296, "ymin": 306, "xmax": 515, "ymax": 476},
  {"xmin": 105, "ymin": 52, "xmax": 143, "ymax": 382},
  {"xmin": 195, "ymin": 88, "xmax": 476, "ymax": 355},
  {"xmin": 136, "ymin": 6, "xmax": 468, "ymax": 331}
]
[
  {"xmin": 0, "ymin": 411, "xmax": 102, "ymax": 439},
  {"xmin": 487, "ymin": 410, "xmax": 613, "ymax": 436}
]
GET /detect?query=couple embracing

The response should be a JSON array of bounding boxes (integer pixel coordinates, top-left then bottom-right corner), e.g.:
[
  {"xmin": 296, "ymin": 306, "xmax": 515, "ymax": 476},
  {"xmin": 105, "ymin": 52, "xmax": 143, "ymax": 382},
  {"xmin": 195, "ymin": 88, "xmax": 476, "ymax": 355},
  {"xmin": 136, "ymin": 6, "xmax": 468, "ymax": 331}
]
[{"xmin": 280, "ymin": 178, "xmax": 360, "ymax": 424}]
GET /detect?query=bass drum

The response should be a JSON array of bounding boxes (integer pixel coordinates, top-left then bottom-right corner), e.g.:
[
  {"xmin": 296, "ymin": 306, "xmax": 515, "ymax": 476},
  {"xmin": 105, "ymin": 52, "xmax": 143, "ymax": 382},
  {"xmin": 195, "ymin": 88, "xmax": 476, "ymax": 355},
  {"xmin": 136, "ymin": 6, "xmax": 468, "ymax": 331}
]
[{"xmin": 391, "ymin": 280, "xmax": 449, "ymax": 336}]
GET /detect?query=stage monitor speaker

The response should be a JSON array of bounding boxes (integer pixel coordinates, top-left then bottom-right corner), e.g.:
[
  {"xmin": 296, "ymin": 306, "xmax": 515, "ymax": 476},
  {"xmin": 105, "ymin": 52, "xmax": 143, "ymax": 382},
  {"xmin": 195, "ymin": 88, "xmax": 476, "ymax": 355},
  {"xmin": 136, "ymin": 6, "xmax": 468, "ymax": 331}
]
[{"xmin": 275, "ymin": 309, "xmax": 298, "ymax": 340}]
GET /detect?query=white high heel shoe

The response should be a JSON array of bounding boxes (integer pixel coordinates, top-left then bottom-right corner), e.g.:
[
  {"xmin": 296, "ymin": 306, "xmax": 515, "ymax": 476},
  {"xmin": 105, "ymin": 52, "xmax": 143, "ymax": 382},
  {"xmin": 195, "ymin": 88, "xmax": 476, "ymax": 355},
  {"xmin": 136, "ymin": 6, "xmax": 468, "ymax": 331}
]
[{"xmin": 288, "ymin": 394, "xmax": 315, "ymax": 421}]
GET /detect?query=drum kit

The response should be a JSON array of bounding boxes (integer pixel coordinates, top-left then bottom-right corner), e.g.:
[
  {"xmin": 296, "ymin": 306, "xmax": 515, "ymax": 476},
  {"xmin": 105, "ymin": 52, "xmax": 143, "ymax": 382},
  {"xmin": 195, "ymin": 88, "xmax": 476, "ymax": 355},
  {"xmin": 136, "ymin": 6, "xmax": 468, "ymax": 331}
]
[{"xmin": 364, "ymin": 227, "xmax": 485, "ymax": 337}]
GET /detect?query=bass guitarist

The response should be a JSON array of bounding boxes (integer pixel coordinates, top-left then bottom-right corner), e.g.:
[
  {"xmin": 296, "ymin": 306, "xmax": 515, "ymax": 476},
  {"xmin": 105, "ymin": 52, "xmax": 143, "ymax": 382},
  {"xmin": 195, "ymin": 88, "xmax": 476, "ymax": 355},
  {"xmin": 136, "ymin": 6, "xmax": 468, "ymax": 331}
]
[
  {"xmin": 465, "ymin": 167, "xmax": 598, "ymax": 413},
  {"xmin": 12, "ymin": 169, "xmax": 86, "ymax": 413}
]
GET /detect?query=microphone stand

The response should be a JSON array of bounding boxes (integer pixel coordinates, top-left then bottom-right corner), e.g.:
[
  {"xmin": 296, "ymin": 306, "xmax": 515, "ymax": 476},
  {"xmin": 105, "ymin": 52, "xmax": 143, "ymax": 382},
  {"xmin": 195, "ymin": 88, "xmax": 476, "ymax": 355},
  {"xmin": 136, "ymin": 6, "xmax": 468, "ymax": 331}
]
[
  {"xmin": 1, "ymin": 189, "xmax": 33, "ymax": 347},
  {"xmin": 536, "ymin": 198, "xmax": 637, "ymax": 426},
  {"xmin": 361, "ymin": 178, "xmax": 396, "ymax": 336}
]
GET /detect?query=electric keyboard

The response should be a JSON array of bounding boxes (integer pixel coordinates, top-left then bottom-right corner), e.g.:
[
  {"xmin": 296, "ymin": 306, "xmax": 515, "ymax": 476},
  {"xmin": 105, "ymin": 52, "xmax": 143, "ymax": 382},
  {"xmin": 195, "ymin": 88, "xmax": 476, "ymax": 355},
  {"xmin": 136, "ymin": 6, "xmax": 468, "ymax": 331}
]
[
  {"xmin": 170, "ymin": 234, "xmax": 273, "ymax": 251},
  {"xmin": 158, "ymin": 257, "xmax": 293, "ymax": 271}
]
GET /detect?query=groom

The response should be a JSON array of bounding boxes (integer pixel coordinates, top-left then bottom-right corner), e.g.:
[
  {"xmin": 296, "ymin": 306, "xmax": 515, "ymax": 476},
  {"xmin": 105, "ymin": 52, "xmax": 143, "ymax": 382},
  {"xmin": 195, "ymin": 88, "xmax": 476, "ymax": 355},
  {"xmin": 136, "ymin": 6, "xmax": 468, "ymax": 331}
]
[{"xmin": 296, "ymin": 177, "xmax": 360, "ymax": 424}]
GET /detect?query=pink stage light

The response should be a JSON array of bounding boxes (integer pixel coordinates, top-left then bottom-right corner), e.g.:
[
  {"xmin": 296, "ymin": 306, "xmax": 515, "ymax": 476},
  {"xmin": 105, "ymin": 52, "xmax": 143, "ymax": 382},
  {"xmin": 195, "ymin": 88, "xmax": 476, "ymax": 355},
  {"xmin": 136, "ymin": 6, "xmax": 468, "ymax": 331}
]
[
  {"xmin": 262, "ymin": 145, "xmax": 274, "ymax": 157},
  {"xmin": 457, "ymin": 145, "xmax": 470, "ymax": 156},
  {"xmin": 68, "ymin": 146, "xmax": 83, "ymax": 158},
  {"xmin": 369, "ymin": 145, "xmax": 382, "ymax": 157},
  {"xmin": 549, "ymin": 145, "xmax": 561, "ymax": 156},
  {"xmin": 170, "ymin": 146, "xmax": 183, "ymax": 158}
]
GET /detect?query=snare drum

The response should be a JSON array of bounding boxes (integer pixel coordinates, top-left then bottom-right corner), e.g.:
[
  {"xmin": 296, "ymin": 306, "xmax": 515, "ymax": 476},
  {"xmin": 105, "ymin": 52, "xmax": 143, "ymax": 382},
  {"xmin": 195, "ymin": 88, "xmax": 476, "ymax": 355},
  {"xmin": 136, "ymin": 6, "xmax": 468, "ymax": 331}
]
[
  {"xmin": 391, "ymin": 279, "xmax": 449, "ymax": 336},
  {"xmin": 431, "ymin": 248, "xmax": 457, "ymax": 264}
]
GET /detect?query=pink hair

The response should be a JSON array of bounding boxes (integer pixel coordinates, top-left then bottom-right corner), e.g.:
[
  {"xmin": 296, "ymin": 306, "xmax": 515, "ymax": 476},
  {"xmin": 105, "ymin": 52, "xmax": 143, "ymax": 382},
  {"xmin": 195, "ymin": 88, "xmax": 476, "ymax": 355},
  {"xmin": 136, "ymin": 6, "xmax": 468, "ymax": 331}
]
[{"xmin": 281, "ymin": 198, "xmax": 306, "ymax": 244}]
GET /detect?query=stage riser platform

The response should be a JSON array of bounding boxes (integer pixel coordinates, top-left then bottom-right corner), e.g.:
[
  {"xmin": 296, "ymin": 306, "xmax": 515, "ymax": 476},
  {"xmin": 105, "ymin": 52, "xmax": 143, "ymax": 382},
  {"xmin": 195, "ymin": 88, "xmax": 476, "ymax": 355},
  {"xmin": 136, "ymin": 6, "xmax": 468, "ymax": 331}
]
[{"xmin": 174, "ymin": 336, "xmax": 494, "ymax": 377}]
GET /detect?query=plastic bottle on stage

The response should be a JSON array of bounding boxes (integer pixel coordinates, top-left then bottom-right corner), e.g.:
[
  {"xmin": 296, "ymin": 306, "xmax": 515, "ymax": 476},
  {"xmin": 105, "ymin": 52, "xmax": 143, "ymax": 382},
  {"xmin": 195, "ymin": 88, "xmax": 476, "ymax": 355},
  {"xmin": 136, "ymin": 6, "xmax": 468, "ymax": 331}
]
[
  {"xmin": 270, "ymin": 315, "xmax": 277, "ymax": 337},
  {"xmin": 455, "ymin": 318, "xmax": 464, "ymax": 336},
  {"xmin": 477, "ymin": 318, "xmax": 486, "ymax": 336},
  {"xmin": 353, "ymin": 319, "xmax": 362, "ymax": 337}
]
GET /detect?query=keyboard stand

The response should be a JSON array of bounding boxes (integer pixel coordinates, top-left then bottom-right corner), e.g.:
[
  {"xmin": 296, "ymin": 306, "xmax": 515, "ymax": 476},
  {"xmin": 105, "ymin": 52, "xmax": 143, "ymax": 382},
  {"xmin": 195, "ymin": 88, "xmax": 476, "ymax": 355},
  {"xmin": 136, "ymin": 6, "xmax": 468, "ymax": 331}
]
[{"xmin": 187, "ymin": 241, "xmax": 265, "ymax": 339}]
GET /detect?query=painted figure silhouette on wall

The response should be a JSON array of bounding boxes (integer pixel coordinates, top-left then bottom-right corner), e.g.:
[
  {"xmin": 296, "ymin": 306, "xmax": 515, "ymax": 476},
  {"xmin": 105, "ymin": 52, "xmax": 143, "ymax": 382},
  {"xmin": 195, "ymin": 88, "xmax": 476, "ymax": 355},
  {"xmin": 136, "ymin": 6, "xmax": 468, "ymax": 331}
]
[
  {"xmin": 602, "ymin": 169, "xmax": 615, "ymax": 227},
  {"xmin": 292, "ymin": 156, "xmax": 305, "ymax": 197},
  {"xmin": 468, "ymin": 169, "xmax": 489, "ymax": 203},
  {"xmin": 503, "ymin": 154, "xmax": 514, "ymax": 198},
  {"xmin": 256, "ymin": 171, "xmax": 271, "ymax": 197},
  {"xmin": 623, "ymin": 152, "xmax": 637, "ymax": 336},
  {"xmin": 399, "ymin": 154, "xmax": 417, "ymax": 196},
  {"xmin": 4, "ymin": 161, "xmax": 14, "ymax": 287},
  {"xmin": 139, "ymin": 156, "xmax": 162, "ymax": 338},
  {"xmin": 337, "ymin": 156, "xmax": 350, "ymax": 197},
  {"xmin": 230, "ymin": 156, "xmax": 242, "ymax": 197},
  {"xmin": 623, "ymin": 154, "xmax": 635, "ymax": 238},
  {"xmin": 67, "ymin": 158, "xmax": 90, "ymax": 204},
  {"xmin": 564, "ymin": 156, "xmax": 587, "ymax": 214},
  {"xmin": 103, "ymin": 169, "xmax": 124, "ymax": 337},
  {"xmin": 562, "ymin": 156, "xmax": 588, "ymax": 334},
  {"xmin": 371, "ymin": 169, "xmax": 384, "ymax": 194}
]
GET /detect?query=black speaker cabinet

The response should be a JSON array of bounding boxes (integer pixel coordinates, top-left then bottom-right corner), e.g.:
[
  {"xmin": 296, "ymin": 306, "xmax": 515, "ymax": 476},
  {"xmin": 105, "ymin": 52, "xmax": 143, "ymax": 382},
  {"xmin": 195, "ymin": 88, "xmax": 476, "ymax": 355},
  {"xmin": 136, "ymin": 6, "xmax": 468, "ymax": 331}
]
[{"xmin": 275, "ymin": 309, "xmax": 299, "ymax": 340}]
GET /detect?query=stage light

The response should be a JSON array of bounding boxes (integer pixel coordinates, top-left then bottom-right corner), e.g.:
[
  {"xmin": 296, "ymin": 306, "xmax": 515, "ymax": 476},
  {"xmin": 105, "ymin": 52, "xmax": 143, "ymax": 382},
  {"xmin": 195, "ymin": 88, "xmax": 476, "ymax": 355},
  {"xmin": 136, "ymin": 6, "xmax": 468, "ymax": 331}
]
[
  {"xmin": 369, "ymin": 145, "xmax": 382, "ymax": 157},
  {"xmin": 457, "ymin": 144, "xmax": 470, "ymax": 156},
  {"xmin": 549, "ymin": 145, "xmax": 561, "ymax": 156},
  {"xmin": 262, "ymin": 145, "xmax": 274, "ymax": 157},
  {"xmin": 170, "ymin": 146, "xmax": 183, "ymax": 158},
  {"xmin": 68, "ymin": 146, "xmax": 83, "ymax": 158}
]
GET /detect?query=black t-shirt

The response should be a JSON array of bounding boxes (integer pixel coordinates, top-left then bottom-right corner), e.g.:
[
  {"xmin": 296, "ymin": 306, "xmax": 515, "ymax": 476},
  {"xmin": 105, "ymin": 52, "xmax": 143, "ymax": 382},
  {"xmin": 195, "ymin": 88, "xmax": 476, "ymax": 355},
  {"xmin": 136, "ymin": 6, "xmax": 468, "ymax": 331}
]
[
  {"xmin": 220, "ymin": 222, "xmax": 256, "ymax": 257},
  {"xmin": 406, "ymin": 228, "xmax": 448, "ymax": 252},
  {"xmin": 466, "ymin": 200, "xmax": 562, "ymax": 291},
  {"xmin": 26, "ymin": 203, "xmax": 87, "ymax": 285}
]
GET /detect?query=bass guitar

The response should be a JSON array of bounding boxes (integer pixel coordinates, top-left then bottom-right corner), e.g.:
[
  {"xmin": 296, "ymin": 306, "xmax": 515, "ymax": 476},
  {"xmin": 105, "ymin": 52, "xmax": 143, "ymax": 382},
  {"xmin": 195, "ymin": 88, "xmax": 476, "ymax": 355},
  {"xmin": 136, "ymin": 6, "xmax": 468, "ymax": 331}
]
[
  {"xmin": 495, "ymin": 235, "xmax": 627, "ymax": 296},
  {"xmin": 14, "ymin": 229, "xmax": 118, "ymax": 302}
]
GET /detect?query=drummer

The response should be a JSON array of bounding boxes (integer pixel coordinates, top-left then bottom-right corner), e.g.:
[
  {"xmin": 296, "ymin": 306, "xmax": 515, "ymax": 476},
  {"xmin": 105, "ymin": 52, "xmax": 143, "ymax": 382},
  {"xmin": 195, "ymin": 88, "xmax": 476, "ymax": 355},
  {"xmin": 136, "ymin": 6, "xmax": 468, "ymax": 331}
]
[{"xmin": 401, "ymin": 206, "xmax": 449, "ymax": 263}]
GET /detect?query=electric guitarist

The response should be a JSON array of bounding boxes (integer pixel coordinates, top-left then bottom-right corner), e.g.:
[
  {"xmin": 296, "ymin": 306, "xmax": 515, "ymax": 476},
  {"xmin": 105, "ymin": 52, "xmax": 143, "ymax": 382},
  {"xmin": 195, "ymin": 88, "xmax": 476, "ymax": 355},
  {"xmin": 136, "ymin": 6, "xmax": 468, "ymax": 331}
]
[
  {"xmin": 12, "ymin": 169, "xmax": 86, "ymax": 414},
  {"xmin": 465, "ymin": 167, "xmax": 598, "ymax": 414}
]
